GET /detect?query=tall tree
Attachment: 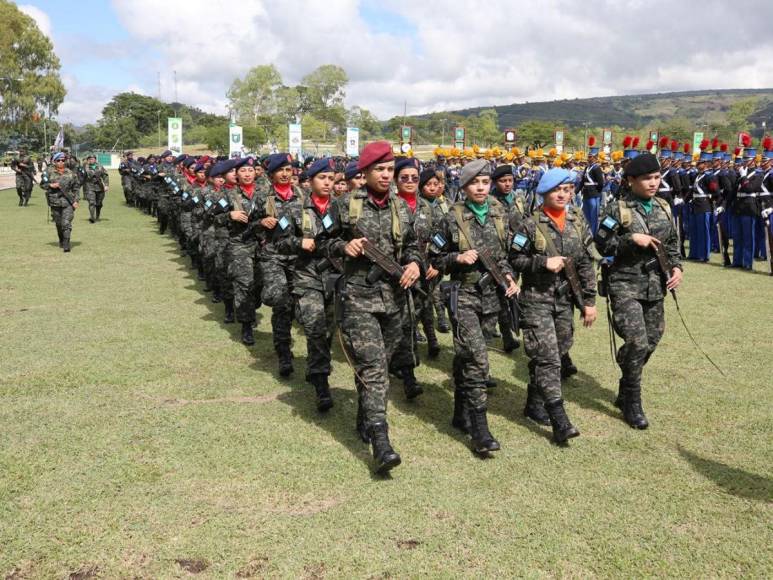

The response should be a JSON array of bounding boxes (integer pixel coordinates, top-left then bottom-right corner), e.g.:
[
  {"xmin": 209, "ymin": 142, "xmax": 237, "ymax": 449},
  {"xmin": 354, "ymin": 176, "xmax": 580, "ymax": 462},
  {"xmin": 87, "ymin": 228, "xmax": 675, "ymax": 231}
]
[
  {"xmin": 302, "ymin": 65, "xmax": 348, "ymax": 141},
  {"xmin": 226, "ymin": 65, "xmax": 283, "ymax": 128},
  {"xmin": 0, "ymin": 1, "xmax": 65, "ymax": 137}
]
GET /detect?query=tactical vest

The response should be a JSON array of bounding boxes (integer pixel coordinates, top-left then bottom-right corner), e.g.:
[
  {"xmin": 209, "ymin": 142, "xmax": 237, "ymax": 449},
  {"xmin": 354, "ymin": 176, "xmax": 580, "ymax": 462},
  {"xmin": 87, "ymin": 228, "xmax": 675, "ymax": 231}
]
[
  {"xmin": 452, "ymin": 199, "xmax": 506, "ymax": 252},
  {"xmin": 532, "ymin": 209, "xmax": 587, "ymax": 253},
  {"xmin": 617, "ymin": 196, "xmax": 671, "ymax": 228},
  {"xmin": 346, "ymin": 193, "xmax": 404, "ymax": 258}
]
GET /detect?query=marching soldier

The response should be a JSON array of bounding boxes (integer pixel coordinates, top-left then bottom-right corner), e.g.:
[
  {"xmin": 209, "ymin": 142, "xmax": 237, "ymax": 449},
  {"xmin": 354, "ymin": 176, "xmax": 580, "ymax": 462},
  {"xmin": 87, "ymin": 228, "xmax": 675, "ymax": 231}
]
[
  {"xmin": 327, "ymin": 141, "xmax": 423, "ymax": 473},
  {"xmin": 11, "ymin": 148, "xmax": 36, "ymax": 206},
  {"xmin": 595, "ymin": 153, "xmax": 683, "ymax": 429},
  {"xmin": 274, "ymin": 158, "xmax": 342, "ymax": 411},
  {"xmin": 430, "ymin": 159, "xmax": 519, "ymax": 454},
  {"xmin": 119, "ymin": 151, "xmax": 135, "ymax": 204},
  {"xmin": 581, "ymin": 139, "xmax": 605, "ymax": 235},
  {"xmin": 43, "ymin": 152, "xmax": 80, "ymax": 252},
  {"xmin": 509, "ymin": 168, "xmax": 597, "ymax": 441},
  {"xmin": 83, "ymin": 153, "xmax": 109, "ymax": 223}
]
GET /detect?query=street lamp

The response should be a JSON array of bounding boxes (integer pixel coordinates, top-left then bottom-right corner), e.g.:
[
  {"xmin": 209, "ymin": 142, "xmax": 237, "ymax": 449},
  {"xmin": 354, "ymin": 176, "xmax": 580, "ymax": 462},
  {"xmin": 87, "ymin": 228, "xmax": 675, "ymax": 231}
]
[{"xmin": 156, "ymin": 110, "xmax": 161, "ymax": 148}]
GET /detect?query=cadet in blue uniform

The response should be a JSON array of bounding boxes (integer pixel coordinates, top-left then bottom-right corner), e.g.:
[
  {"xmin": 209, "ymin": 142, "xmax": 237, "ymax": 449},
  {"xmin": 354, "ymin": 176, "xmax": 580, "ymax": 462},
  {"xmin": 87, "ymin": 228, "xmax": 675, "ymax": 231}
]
[{"xmin": 581, "ymin": 138, "xmax": 605, "ymax": 236}]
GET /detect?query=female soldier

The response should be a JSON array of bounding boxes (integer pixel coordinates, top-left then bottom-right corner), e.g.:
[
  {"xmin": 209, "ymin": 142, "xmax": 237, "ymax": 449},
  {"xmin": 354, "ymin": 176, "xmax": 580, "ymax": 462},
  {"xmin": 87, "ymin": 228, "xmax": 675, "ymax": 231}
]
[
  {"xmin": 509, "ymin": 168, "xmax": 597, "ymax": 442},
  {"xmin": 595, "ymin": 153, "xmax": 683, "ymax": 429},
  {"xmin": 430, "ymin": 159, "xmax": 519, "ymax": 454},
  {"xmin": 275, "ymin": 158, "xmax": 342, "ymax": 411},
  {"xmin": 43, "ymin": 152, "xmax": 80, "ymax": 252},
  {"xmin": 225, "ymin": 157, "xmax": 261, "ymax": 345}
]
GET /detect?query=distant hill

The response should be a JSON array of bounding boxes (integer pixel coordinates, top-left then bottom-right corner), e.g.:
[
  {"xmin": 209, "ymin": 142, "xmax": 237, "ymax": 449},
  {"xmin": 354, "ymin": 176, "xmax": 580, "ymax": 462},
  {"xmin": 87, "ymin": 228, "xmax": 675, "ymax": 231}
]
[{"xmin": 417, "ymin": 89, "xmax": 773, "ymax": 129}]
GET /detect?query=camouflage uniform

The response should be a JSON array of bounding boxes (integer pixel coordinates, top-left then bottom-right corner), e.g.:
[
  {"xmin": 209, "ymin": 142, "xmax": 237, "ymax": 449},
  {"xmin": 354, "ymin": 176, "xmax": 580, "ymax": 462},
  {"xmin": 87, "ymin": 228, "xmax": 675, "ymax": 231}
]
[
  {"xmin": 509, "ymin": 207, "xmax": 596, "ymax": 409},
  {"xmin": 118, "ymin": 157, "xmax": 135, "ymax": 204},
  {"xmin": 274, "ymin": 194, "xmax": 342, "ymax": 406},
  {"xmin": 225, "ymin": 183, "xmax": 261, "ymax": 334},
  {"xmin": 422, "ymin": 195, "xmax": 452, "ymax": 331},
  {"xmin": 83, "ymin": 161, "xmax": 109, "ymax": 222},
  {"xmin": 11, "ymin": 153, "xmax": 36, "ymax": 206},
  {"xmin": 255, "ymin": 183, "xmax": 306, "ymax": 371},
  {"xmin": 595, "ymin": 194, "xmax": 681, "ymax": 426},
  {"xmin": 328, "ymin": 191, "xmax": 422, "ymax": 430},
  {"xmin": 156, "ymin": 161, "xmax": 176, "ymax": 234},
  {"xmin": 43, "ymin": 165, "xmax": 79, "ymax": 250},
  {"xmin": 430, "ymin": 198, "xmax": 513, "ymax": 445}
]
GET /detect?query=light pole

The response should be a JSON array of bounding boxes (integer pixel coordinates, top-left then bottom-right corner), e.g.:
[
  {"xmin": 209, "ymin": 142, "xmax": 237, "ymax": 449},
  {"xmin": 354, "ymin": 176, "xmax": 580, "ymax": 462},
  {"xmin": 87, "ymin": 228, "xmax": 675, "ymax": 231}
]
[{"xmin": 156, "ymin": 110, "xmax": 161, "ymax": 148}]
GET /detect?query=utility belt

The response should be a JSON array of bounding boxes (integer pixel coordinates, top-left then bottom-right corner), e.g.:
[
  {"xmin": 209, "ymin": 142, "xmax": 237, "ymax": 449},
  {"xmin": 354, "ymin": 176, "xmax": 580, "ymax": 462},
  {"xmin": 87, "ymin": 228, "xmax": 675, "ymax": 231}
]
[
  {"xmin": 692, "ymin": 193, "xmax": 710, "ymax": 198},
  {"xmin": 737, "ymin": 193, "xmax": 757, "ymax": 198}
]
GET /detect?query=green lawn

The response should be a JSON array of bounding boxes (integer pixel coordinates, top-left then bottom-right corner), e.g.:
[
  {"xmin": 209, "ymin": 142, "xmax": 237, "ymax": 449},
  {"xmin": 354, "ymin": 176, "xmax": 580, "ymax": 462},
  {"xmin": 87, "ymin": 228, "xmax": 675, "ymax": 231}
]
[{"xmin": 1, "ymin": 174, "xmax": 771, "ymax": 578}]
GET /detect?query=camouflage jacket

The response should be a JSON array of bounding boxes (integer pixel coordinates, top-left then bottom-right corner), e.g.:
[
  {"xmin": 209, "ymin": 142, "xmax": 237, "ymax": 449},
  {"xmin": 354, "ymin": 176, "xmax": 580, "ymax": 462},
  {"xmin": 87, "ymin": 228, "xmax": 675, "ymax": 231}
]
[
  {"xmin": 252, "ymin": 184, "xmax": 306, "ymax": 262},
  {"xmin": 43, "ymin": 167, "xmax": 80, "ymax": 207},
  {"xmin": 491, "ymin": 190, "xmax": 527, "ymax": 237},
  {"xmin": 202, "ymin": 185, "xmax": 231, "ymax": 238},
  {"xmin": 509, "ymin": 207, "xmax": 596, "ymax": 308},
  {"xmin": 274, "ymin": 195, "xmax": 343, "ymax": 293},
  {"xmin": 328, "ymin": 190, "xmax": 422, "ymax": 314},
  {"xmin": 430, "ymin": 199, "xmax": 514, "ymax": 314},
  {"xmin": 224, "ymin": 184, "xmax": 261, "ymax": 242},
  {"xmin": 595, "ymin": 195, "xmax": 682, "ymax": 301},
  {"xmin": 83, "ymin": 163, "xmax": 109, "ymax": 192}
]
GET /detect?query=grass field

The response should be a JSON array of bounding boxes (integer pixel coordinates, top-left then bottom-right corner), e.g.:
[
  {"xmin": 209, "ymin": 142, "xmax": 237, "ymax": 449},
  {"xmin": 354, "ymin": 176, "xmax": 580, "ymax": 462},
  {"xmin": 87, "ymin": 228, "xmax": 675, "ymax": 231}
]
[{"xmin": 1, "ymin": 173, "xmax": 771, "ymax": 578}]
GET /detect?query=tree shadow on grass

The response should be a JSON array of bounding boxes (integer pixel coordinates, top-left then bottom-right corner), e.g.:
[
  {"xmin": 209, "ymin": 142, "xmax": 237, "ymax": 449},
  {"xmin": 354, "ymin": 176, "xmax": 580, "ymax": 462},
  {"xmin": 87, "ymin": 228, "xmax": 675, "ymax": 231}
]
[
  {"xmin": 678, "ymin": 445, "xmax": 773, "ymax": 502},
  {"xmin": 562, "ymin": 368, "xmax": 620, "ymax": 421}
]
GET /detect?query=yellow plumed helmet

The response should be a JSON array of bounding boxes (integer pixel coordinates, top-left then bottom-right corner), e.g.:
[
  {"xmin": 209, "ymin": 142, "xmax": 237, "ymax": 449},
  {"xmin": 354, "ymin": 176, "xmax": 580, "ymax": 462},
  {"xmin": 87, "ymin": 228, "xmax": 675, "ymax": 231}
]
[
  {"xmin": 612, "ymin": 150, "xmax": 624, "ymax": 162},
  {"xmin": 527, "ymin": 149, "xmax": 537, "ymax": 159},
  {"xmin": 692, "ymin": 152, "xmax": 700, "ymax": 161},
  {"xmin": 553, "ymin": 158, "xmax": 563, "ymax": 167},
  {"xmin": 433, "ymin": 147, "xmax": 442, "ymax": 157},
  {"xmin": 560, "ymin": 152, "xmax": 571, "ymax": 162},
  {"xmin": 472, "ymin": 144, "xmax": 480, "ymax": 154},
  {"xmin": 598, "ymin": 151, "xmax": 607, "ymax": 162},
  {"xmin": 548, "ymin": 147, "xmax": 557, "ymax": 158},
  {"xmin": 504, "ymin": 151, "xmax": 514, "ymax": 162},
  {"xmin": 463, "ymin": 147, "xmax": 474, "ymax": 159},
  {"xmin": 535, "ymin": 148, "xmax": 545, "ymax": 159},
  {"xmin": 451, "ymin": 148, "xmax": 460, "ymax": 157},
  {"xmin": 511, "ymin": 146, "xmax": 521, "ymax": 156}
]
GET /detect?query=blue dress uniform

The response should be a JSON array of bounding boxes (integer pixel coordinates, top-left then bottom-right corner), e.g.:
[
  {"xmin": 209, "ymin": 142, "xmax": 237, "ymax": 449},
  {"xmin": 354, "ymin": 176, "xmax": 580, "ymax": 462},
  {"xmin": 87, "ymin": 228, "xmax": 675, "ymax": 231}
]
[
  {"xmin": 687, "ymin": 154, "xmax": 718, "ymax": 261},
  {"xmin": 581, "ymin": 150, "xmax": 605, "ymax": 235},
  {"xmin": 731, "ymin": 153, "xmax": 760, "ymax": 270},
  {"xmin": 755, "ymin": 154, "xmax": 773, "ymax": 260}
]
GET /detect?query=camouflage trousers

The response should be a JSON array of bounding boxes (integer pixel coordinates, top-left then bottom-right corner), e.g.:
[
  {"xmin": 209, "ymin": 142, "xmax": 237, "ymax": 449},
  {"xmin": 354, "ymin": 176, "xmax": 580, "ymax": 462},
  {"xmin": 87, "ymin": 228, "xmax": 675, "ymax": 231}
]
[
  {"xmin": 121, "ymin": 176, "xmax": 133, "ymax": 203},
  {"xmin": 84, "ymin": 189, "xmax": 105, "ymax": 219},
  {"xmin": 341, "ymin": 306, "xmax": 404, "ymax": 426},
  {"xmin": 16, "ymin": 175, "xmax": 33, "ymax": 202},
  {"xmin": 521, "ymin": 301, "xmax": 574, "ymax": 404},
  {"xmin": 391, "ymin": 291, "xmax": 420, "ymax": 371},
  {"xmin": 294, "ymin": 287, "xmax": 335, "ymax": 378},
  {"xmin": 51, "ymin": 204, "xmax": 75, "ymax": 238},
  {"xmin": 260, "ymin": 256, "xmax": 295, "ymax": 349},
  {"xmin": 179, "ymin": 211, "xmax": 193, "ymax": 250},
  {"xmin": 226, "ymin": 240, "xmax": 258, "ymax": 323},
  {"xmin": 213, "ymin": 235, "xmax": 233, "ymax": 300},
  {"xmin": 451, "ymin": 289, "xmax": 497, "ymax": 410},
  {"xmin": 610, "ymin": 296, "xmax": 665, "ymax": 388}
]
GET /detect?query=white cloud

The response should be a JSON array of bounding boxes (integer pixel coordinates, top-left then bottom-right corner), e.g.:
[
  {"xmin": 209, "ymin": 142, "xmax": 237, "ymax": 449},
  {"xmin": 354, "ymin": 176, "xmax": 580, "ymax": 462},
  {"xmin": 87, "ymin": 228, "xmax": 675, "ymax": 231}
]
[
  {"xmin": 18, "ymin": 3, "xmax": 51, "ymax": 37},
  {"xmin": 53, "ymin": 0, "xmax": 773, "ymax": 124}
]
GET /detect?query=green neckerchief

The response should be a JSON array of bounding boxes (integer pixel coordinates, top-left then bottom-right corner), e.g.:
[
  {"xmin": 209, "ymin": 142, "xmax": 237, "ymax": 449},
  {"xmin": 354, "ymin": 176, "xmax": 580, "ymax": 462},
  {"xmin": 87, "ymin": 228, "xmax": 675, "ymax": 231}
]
[
  {"xmin": 637, "ymin": 197, "xmax": 653, "ymax": 215},
  {"xmin": 466, "ymin": 199, "xmax": 489, "ymax": 225}
]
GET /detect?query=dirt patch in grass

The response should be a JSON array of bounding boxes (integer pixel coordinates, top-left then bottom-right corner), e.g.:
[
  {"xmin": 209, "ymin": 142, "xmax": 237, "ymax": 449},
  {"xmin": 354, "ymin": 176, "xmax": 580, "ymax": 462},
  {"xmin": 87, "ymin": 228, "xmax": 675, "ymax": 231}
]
[
  {"xmin": 396, "ymin": 539, "xmax": 421, "ymax": 550},
  {"xmin": 175, "ymin": 559, "xmax": 209, "ymax": 574},
  {"xmin": 302, "ymin": 562, "xmax": 326, "ymax": 579},
  {"xmin": 236, "ymin": 557, "xmax": 269, "ymax": 578},
  {"xmin": 68, "ymin": 565, "xmax": 99, "ymax": 580}
]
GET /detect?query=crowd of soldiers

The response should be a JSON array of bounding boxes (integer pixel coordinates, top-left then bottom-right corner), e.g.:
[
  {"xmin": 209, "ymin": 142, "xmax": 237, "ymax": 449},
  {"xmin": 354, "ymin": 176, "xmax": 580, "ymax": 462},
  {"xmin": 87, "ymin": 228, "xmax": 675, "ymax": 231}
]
[{"xmin": 99, "ymin": 136, "xmax": 698, "ymax": 474}]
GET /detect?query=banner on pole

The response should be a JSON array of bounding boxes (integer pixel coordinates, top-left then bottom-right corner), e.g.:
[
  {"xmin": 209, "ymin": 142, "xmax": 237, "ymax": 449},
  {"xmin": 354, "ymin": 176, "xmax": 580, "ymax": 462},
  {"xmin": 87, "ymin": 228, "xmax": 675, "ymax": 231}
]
[
  {"xmin": 229, "ymin": 124, "xmax": 243, "ymax": 157},
  {"xmin": 346, "ymin": 127, "xmax": 360, "ymax": 157},
  {"xmin": 289, "ymin": 123, "xmax": 302, "ymax": 157},
  {"xmin": 693, "ymin": 132, "xmax": 704, "ymax": 155},
  {"xmin": 168, "ymin": 117, "xmax": 183, "ymax": 155}
]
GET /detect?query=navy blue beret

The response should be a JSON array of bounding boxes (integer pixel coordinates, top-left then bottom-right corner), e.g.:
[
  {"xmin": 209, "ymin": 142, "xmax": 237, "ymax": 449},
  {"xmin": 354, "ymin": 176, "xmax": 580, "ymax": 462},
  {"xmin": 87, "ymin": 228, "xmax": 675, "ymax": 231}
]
[
  {"xmin": 394, "ymin": 157, "xmax": 421, "ymax": 177},
  {"xmin": 160, "ymin": 150, "xmax": 173, "ymax": 158},
  {"xmin": 174, "ymin": 154, "xmax": 187, "ymax": 164},
  {"xmin": 419, "ymin": 169, "xmax": 439, "ymax": 189},
  {"xmin": 344, "ymin": 161, "xmax": 360, "ymax": 180},
  {"xmin": 492, "ymin": 164, "xmax": 514, "ymax": 181},
  {"xmin": 266, "ymin": 153, "xmax": 293, "ymax": 174},
  {"xmin": 209, "ymin": 159, "xmax": 237, "ymax": 178},
  {"xmin": 307, "ymin": 157, "xmax": 336, "ymax": 179},
  {"xmin": 183, "ymin": 157, "xmax": 197, "ymax": 168},
  {"xmin": 234, "ymin": 156, "xmax": 257, "ymax": 169}
]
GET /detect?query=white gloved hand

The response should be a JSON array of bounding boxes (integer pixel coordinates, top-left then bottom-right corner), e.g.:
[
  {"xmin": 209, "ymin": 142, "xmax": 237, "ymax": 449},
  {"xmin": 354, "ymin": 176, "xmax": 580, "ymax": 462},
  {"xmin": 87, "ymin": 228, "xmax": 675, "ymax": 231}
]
[
  {"xmin": 673, "ymin": 197, "xmax": 684, "ymax": 206},
  {"xmin": 761, "ymin": 207, "xmax": 773, "ymax": 219},
  {"xmin": 715, "ymin": 206, "xmax": 725, "ymax": 216}
]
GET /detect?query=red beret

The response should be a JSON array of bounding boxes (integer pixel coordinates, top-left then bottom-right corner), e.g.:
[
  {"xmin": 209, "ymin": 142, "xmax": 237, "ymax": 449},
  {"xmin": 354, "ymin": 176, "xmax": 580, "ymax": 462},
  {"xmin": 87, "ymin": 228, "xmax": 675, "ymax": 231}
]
[{"xmin": 357, "ymin": 141, "xmax": 394, "ymax": 171}]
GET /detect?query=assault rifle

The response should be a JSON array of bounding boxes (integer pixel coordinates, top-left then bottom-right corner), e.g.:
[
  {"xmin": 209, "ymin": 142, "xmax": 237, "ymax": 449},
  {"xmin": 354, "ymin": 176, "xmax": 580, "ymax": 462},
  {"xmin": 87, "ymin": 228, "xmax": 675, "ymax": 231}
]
[
  {"xmin": 475, "ymin": 246, "xmax": 520, "ymax": 333},
  {"xmin": 361, "ymin": 239, "xmax": 426, "ymax": 297}
]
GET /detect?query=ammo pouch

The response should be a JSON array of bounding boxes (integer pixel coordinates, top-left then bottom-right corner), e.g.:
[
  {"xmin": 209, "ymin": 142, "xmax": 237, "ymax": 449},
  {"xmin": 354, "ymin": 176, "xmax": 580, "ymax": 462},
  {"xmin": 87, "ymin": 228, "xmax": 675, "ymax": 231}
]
[
  {"xmin": 643, "ymin": 258, "xmax": 660, "ymax": 273},
  {"xmin": 598, "ymin": 261, "xmax": 610, "ymax": 298},
  {"xmin": 324, "ymin": 273, "xmax": 343, "ymax": 301},
  {"xmin": 476, "ymin": 271, "xmax": 494, "ymax": 292},
  {"xmin": 365, "ymin": 264, "xmax": 384, "ymax": 285},
  {"xmin": 440, "ymin": 280, "xmax": 461, "ymax": 322}
]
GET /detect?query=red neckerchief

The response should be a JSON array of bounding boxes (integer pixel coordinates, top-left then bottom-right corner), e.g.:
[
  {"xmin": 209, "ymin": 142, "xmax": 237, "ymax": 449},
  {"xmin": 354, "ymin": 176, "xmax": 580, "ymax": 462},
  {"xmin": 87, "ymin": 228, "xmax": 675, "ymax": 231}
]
[
  {"xmin": 398, "ymin": 190, "xmax": 417, "ymax": 212},
  {"xmin": 274, "ymin": 182, "xmax": 293, "ymax": 201},
  {"xmin": 367, "ymin": 185, "xmax": 390, "ymax": 208},
  {"xmin": 311, "ymin": 192, "xmax": 330, "ymax": 215},
  {"xmin": 224, "ymin": 182, "xmax": 236, "ymax": 190},
  {"xmin": 185, "ymin": 171, "xmax": 196, "ymax": 185},
  {"xmin": 240, "ymin": 182, "xmax": 256, "ymax": 199},
  {"xmin": 195, "ymin": 177, "xmax": 207, "ymax": 186},
  {"xmin": 542, "ymin": 206, "xmax": 566, "ymax": 232}
]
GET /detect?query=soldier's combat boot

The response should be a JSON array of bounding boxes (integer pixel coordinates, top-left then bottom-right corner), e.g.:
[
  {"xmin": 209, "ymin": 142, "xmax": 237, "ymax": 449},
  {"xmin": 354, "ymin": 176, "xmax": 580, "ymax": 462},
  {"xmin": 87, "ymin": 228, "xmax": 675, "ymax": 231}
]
[
  {"xmin": 56, "ymin": 226, "xmax": 64, "ymax": 248},
  {"xmin": 356, "ymin": 398, "xmax": 369, "ymax": 442},
  {"xmin": 62, "ymin": 235, "xmax": 71, "ymax": 253},
  {"xmin": 310, "ymin": 374, "xmax": 333, "ymax": 412},
  {"xmin": 560, "ymin": 353, "xmax": 578, "ymax": 379},
  {"xmin": 436, "ymin": 310, "xmax": 450, "ymax": 333},
  {"xmin": 451, "ymin": 389, "xmax": 470, "ymax": 433},
  {"xmin": 523, "ymin": 383, "xmax": 551, "ymax": 426},
  {"xmin": 545, "ymin": 399, "xmax": 580, "ymax": 444},
  {"xmin": 96, "ymin": 206, "xmax": 102, "ymax": 221},
  {"xmin": 414, "ymin": 328, "xmax": 426, "ymax": 343},
  {"xmin": 614, "ymin": 378, "xmax": 626, "ymax": 410},
  {"xmin": 89, "ymin": 206, "xmax": 96, "ymax": 223},
  {"xmin": 468, "ymin": 406, "xmax": 500, "ymax": 453},
  {"xmin": 277, "ymin": 343, "xmax": 294, "ymax": 377},
  {"xmin": 402, "ymin": 367, "xmax": 423, "ymax": 400},
  {"xmin": 223, "ymin": 299, "xmax": 235, "ymax": 324},
  {"xmin": 622, "ymin": 386, "xmax": 649, "ymax": 430},
  {"xmin": 485, "ymin": 375, "xmax": 497, "ymax": 389},
  {"xmin": 502, "ymin": 327, "xmax": 520, "ymax": 353},
  {"xmin": 211, "ymin": 287, "xmax": 222, "ymax": 303},
  {"xmin": 368, "ymin": 422, "xmax": 401, "ymax": 474},
  {"xmin": 197, "ymin": 263, "xmax": 206, "ymax": 282},
  {"xmin": 159, "ymin": 216, "xmax": 168, "ymax": 235},
  {"xmin": 423, "ymin": 320, "xmax": 440, "ymax": 359},
  {"xmin": 241, "ymin": 321, "xmax": 254, "ymax": 345}
]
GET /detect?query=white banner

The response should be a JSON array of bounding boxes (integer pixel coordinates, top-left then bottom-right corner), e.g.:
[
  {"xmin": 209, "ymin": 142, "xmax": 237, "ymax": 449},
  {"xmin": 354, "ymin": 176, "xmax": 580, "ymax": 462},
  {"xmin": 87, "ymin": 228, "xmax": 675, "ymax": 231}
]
[
  {"xmin": 346, "ymin": 127, "xmax": 360, "ymax": 157},
  {"xmin": 288, "ymin": 123, "xmax": 302, "ymax": 156},
  {"xmin": 229, "ymin": 124, "xmax": 243, "ymax": 157},
  {"xmin": 168, "ymin": 117, "xmax": 182, "ymax": 155}
]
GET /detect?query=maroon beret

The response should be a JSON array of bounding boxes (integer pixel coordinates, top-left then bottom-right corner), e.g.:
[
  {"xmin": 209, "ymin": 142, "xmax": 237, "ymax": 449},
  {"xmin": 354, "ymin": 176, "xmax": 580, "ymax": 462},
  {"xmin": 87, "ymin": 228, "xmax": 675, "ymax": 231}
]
[{"xmin": 357, "ymin": 141, "xmax": 395, "ymax": 171}]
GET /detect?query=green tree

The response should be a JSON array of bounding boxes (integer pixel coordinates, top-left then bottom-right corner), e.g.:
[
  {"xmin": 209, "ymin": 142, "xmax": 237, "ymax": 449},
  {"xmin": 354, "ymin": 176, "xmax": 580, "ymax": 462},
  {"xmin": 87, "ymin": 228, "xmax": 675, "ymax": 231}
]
[
  {"xmin": 517, "ymin": 120, "xmax": 555, "ymax": 148},
  {"xmin": 226, "ymin": 64, "xmax": 283, "ymax": 128},
  {"xmin": 477, "ymin": 109, "xmax": 501, "ymax": 147},
  {"xmin": 347, "ymin": 106, "xmax": 382, "ymax": 140},
  {"xmin": 0, "ymin": 0, "xmax": 65, "ymax": 139},
  {"xmin": 302, "ymin": 65, "xmax": 348, "ymax": 141},
  {"xmin": 726, "ymin": 97, "xmax": 758, "ymax": 133}
]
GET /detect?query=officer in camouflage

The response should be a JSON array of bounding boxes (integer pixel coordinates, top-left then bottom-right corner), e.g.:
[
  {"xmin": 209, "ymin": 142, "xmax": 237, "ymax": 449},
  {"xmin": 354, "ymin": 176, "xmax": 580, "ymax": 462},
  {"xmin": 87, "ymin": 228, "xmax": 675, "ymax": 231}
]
[
  {"xmin": 327, "ymin": 141, "xmax": 423, "ymax": 474},
  {"xmin": 83, "ymin": 153, "xmax": 109, "ymax": 223},
  {"xmin": 430, "ymin": 158, "xmax": 519, "ymax": 454},
  {"xmin": 509, "ymin": 168, "xmax": 597, "ymax": 443},
  {"xmin": 11, "ymin": 148, "xmax": 36, "ymax": 206},
  {"xmin": 595, "ymin": 153, "xmax": 683, "ymax": 429},
  {"xmin": 43, "ymin": 152, "xmax": 80, "ymax": 252}
]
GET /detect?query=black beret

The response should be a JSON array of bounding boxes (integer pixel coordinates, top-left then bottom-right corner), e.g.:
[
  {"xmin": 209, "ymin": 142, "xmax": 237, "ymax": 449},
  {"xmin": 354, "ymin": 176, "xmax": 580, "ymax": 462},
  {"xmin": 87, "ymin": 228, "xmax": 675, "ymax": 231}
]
[
  {"xmin": 419, "ymin": 168, "xmax": 439, "ymax": 189},
  {"xmin": 623, "ymin": 152, "xmax": 660, "ymax": 178},
  {"xmin": 492, "ymin": 164, "xmax": 514, "ymax": 181}
]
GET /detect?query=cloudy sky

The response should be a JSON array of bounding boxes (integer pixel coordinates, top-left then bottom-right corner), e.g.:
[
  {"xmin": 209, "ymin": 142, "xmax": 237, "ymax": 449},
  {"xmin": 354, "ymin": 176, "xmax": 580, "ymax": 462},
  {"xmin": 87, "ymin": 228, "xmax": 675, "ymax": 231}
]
[{"xmin": 17, "ymin": 0, "xmax": 773, "ymax": 126}]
